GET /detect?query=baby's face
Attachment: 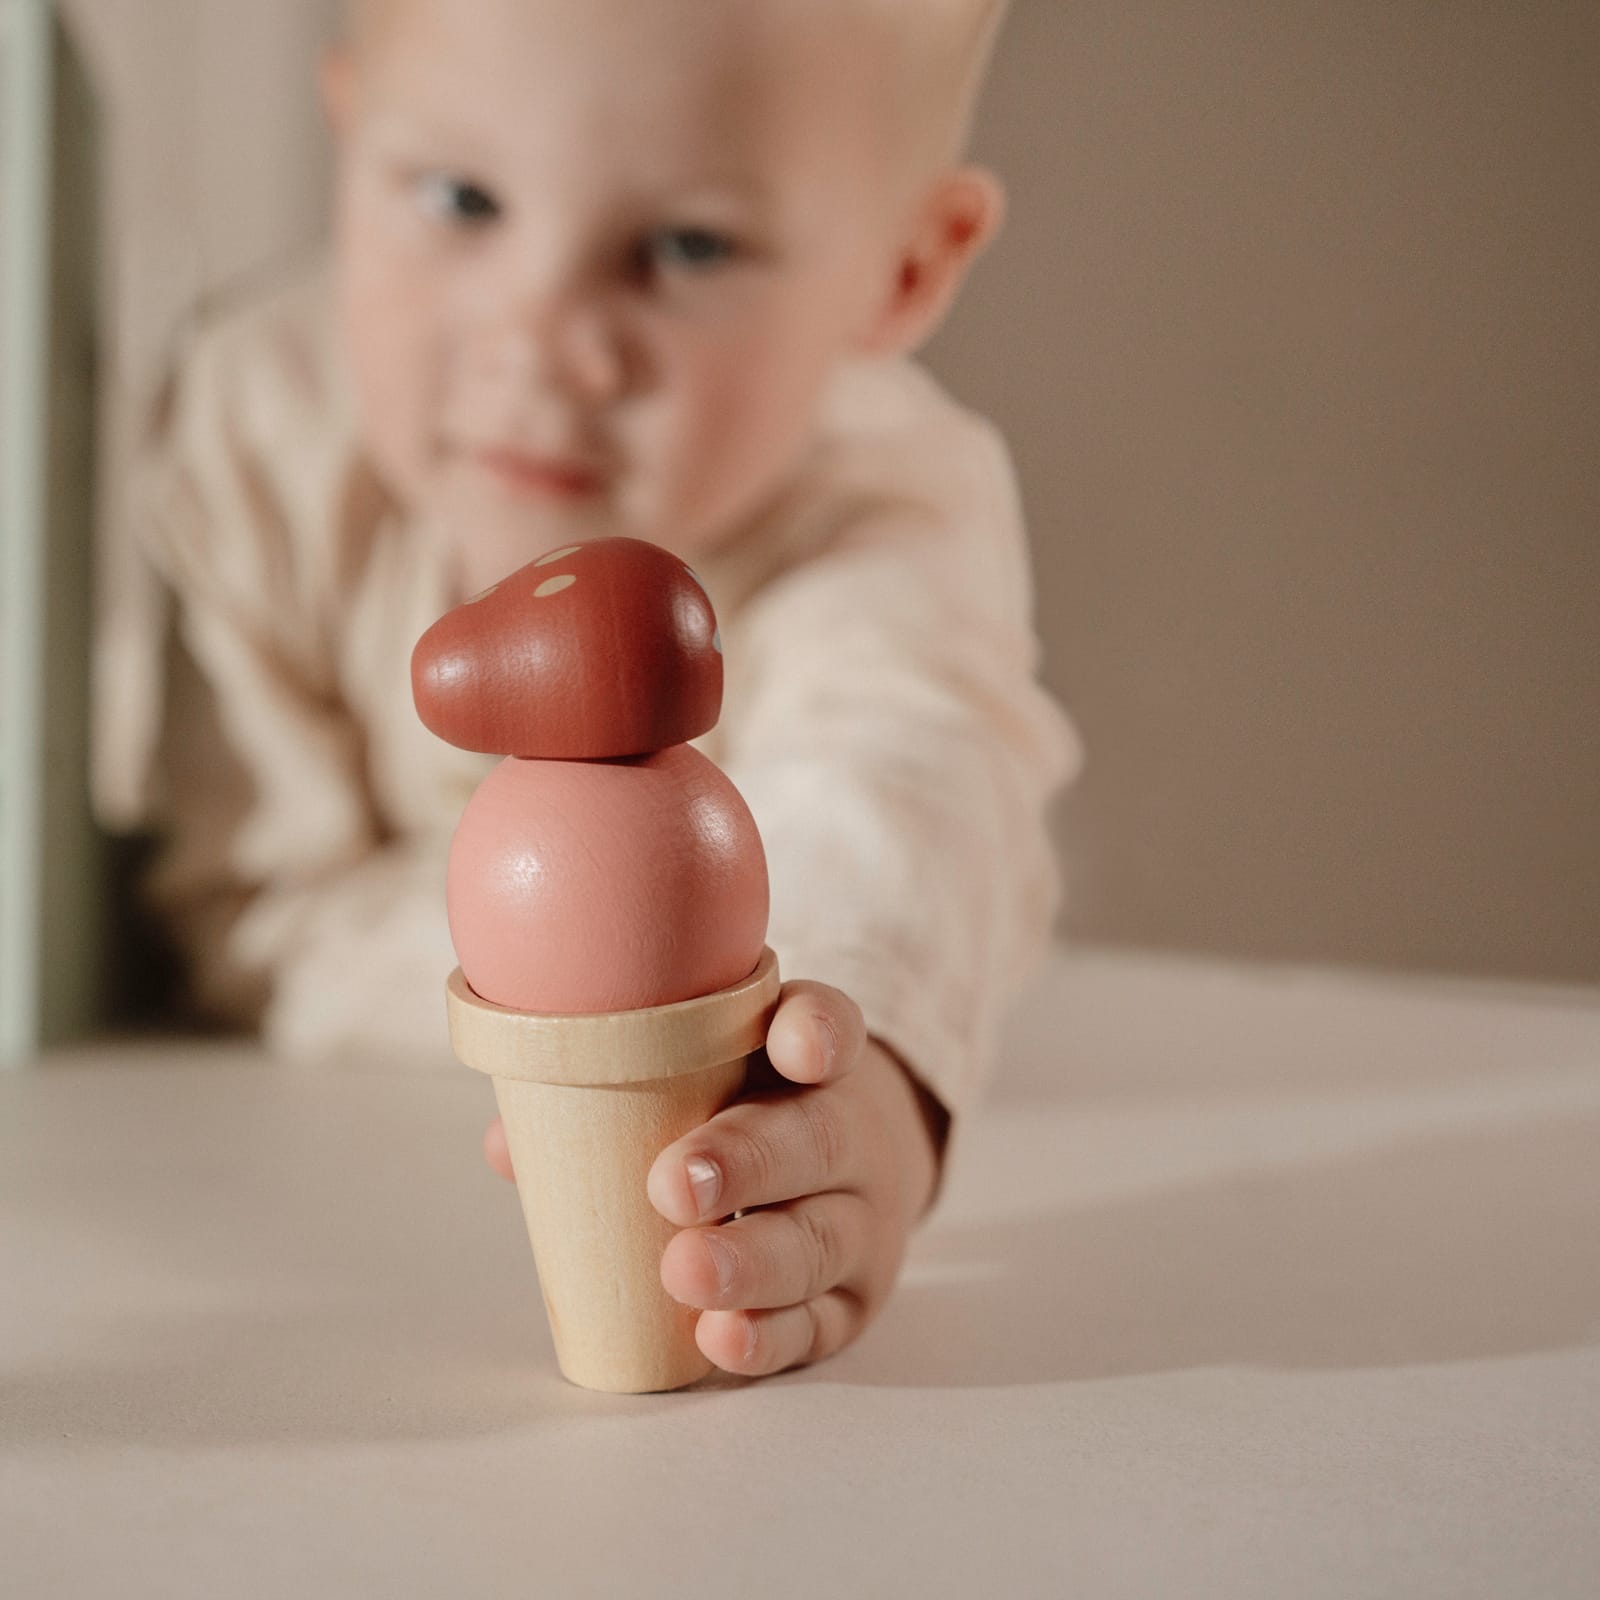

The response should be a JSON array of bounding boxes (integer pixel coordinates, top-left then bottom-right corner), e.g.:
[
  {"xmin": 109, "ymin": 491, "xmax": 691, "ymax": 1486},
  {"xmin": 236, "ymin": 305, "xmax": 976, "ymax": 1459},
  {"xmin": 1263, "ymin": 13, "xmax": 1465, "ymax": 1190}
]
[{"xmin": 329, "ymin": 0, "xmax": 910, "ymax": 577}]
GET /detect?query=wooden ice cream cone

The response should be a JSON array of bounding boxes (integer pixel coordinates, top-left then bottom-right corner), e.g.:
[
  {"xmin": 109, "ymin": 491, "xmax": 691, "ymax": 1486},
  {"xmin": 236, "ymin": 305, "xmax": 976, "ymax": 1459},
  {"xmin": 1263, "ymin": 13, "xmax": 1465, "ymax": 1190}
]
[
  {"xmin": 418, "ymin": 539, "xmax": 776, "ymax": 1392},
  {"xmin": 446, "ymin": 947, "xmax": 780, "ymax": 1393}
]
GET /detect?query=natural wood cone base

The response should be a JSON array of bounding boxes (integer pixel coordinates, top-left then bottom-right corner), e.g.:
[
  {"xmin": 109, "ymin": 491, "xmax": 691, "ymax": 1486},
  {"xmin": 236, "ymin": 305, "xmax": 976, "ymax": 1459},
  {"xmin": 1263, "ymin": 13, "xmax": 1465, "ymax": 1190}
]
[
  {"xmin": 447, "ymin": 949, "xmax": 781, "ymax": 1393},
  {"xmin": 493, "ymin": 1064, "xmax": 743, "ymax": 1392}
]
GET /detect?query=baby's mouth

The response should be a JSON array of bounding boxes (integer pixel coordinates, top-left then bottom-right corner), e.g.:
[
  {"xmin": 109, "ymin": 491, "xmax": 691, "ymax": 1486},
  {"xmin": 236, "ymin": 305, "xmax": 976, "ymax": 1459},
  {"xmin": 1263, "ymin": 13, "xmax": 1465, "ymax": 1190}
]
[{"xmin": 471, "ymin": 444, "xmax": 609, "ymax": 500}]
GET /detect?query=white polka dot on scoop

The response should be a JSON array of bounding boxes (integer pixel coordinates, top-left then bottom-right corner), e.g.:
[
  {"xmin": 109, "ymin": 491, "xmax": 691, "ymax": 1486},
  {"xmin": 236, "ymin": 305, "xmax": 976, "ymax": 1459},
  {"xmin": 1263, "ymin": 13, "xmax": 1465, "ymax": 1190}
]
[
  {"xmin": 534, "ymin": 575, "xmax": 578, "ymax": 598},
  {"xmin": 534, "ymin": 545, "xmax": 583, "ymax": 567}
]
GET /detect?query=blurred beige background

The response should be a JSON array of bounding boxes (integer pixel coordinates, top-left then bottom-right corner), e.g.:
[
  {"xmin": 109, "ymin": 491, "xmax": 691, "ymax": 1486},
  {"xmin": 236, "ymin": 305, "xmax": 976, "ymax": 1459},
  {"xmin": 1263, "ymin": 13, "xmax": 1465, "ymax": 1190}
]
[{"xmin": 60, "ymin": 0, "xmax": 1599, "ymax": 986}]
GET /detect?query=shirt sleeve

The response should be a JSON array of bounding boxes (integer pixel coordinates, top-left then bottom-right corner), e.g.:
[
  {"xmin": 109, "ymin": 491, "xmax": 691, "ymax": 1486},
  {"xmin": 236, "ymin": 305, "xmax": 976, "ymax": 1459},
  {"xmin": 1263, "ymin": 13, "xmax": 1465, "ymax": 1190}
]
[
  {"xmin": 716, "ymin": 424, "xmax": 1084, "ymax": 1193},
  {"xmin": 128, "ymin": 299, "xmax": 460, "ymax": 1068}
]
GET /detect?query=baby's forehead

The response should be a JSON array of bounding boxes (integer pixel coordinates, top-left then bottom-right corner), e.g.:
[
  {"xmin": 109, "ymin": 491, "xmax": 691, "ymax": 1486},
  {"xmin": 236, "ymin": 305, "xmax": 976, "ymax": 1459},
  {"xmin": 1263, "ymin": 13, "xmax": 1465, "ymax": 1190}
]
[
  {"xmin": 354, "ymin": 1, "xmax": 908, "ymax": 149},
  {"xmin": 349, "ymin": 0, "xmax": 992, "ymax": 199},
  {"xmin": 350, "ymin": 0, "xmax": 950, "ymax": 78}
]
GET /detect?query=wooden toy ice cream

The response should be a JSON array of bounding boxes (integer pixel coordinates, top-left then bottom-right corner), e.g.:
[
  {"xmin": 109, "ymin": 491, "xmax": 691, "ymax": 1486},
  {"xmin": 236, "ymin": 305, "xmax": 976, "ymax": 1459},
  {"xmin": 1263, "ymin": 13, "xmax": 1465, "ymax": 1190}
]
[{"xmin": 412, "ymin": 538, "xmax": 779, "ymax": 1393}]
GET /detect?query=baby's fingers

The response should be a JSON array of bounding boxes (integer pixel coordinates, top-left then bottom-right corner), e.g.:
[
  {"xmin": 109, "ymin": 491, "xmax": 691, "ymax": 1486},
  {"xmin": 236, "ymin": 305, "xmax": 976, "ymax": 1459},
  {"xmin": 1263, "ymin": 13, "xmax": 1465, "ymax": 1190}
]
[
  {"xmin": 697, "ymin": 1292, "xmax": 866, "ymax": 1378},
  {"xmin": 765, "ymin": 980, "xmax": 867, "ymax": 1085},
  {"xmin": 483, "ymin": 1115, "xmax": 515, "ymax": 1182},
  {"xmin": 647, "ymin": 1076, "xmax": 865, "ymax": 1226},
  {"xmin": 660, "ymin": 1190, "xmax": 872, "ymax": 1314}
]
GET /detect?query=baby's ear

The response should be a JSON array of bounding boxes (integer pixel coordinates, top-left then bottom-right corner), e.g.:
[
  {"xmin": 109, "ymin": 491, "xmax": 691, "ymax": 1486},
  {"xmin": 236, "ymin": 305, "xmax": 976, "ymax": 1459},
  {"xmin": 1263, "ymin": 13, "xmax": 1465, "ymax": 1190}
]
[{"xmin": 852, "ymin": 166, "xmax": 1007, "ymax": 360}]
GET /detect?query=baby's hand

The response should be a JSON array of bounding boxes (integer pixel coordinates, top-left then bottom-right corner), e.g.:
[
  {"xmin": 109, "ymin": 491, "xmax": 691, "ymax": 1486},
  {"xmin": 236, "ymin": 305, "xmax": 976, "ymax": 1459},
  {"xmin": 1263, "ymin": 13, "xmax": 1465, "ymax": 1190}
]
[{"xmin": 480, "ymin": 980, "xmax": 946, "ymax": 1378}]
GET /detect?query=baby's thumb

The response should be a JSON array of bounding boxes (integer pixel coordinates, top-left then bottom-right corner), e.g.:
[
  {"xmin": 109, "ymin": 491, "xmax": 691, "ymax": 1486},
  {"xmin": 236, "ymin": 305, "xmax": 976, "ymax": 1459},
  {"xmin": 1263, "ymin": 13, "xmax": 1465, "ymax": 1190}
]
[
  {"xmin": 765, "ymin": 981, "xmax": 867, "ymax": 1084},
  {"xmin": 483, "ymin": 1115, "xmax": 516, "ymax": 1181}
]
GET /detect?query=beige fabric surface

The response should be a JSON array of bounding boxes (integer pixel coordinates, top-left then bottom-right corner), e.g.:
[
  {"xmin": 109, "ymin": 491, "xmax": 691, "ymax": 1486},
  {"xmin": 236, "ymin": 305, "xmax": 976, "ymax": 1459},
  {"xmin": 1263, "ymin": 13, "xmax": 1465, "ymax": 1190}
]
[
  {"xmin": 6, "ymin": 945, "xmax": 1599, "ymax": 1598},
  {"xmin": 99, "ymin": 259, "xmax": 1082, "ymax": 1149}
]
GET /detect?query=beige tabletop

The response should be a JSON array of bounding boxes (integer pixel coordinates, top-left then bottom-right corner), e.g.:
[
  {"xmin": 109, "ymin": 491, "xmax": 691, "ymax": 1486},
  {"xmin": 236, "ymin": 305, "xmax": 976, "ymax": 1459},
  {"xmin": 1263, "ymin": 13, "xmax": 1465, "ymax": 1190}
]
[{"xmin": 4, "ymin": 946, "xmax": 1598, "ymax": 1598}]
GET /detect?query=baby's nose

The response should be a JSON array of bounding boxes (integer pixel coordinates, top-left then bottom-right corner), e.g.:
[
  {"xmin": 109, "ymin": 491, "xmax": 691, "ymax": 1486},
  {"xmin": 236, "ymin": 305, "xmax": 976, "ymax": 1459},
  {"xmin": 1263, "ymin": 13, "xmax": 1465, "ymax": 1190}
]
[{"xmin": 484, "ymin": 302, "xmax": 626, "ymax": 407}]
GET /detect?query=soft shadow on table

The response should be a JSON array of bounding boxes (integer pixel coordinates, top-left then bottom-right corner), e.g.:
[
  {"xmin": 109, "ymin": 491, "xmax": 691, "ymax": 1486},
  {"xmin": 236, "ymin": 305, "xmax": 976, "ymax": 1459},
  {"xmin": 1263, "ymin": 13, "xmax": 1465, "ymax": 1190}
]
[
  {"xmin": 0, "ymin": 1237, "xmax": 631, "ymax": 1449},
  {"xmin": 1, "ymin": 1064, "xmax": 742, "ymax": 1448},
  {"xmin": 6, "ymin": 1067, "xmax": 1596, "ymax": 1438},
  {"xmin": 821, "ymin": 1110, "xmax": 1600, "ymax": 1390}
]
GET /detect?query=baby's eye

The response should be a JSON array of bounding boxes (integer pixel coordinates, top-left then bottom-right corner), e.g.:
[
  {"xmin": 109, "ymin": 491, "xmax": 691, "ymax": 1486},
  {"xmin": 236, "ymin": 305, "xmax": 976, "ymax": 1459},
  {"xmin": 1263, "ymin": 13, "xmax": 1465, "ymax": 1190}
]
[
  {"xmin": 639, "ymin": 227, "xmax": 738, "ymax": 274},
  {"xmin": 415, "ymin": 173, "xmax": 502, "ymax": 227}
]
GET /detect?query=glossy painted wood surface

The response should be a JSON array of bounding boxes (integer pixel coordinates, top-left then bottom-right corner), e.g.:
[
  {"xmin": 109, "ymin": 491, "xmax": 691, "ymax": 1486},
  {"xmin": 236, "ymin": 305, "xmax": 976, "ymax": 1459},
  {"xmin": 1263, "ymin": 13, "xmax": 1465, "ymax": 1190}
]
[
  {"xmin": 411, "ymin": 538, "xmax": 723, "ymax": 759},
  {"xmin": 446, "ymin": 745, "xmax": 768, "ymax": 1014}
]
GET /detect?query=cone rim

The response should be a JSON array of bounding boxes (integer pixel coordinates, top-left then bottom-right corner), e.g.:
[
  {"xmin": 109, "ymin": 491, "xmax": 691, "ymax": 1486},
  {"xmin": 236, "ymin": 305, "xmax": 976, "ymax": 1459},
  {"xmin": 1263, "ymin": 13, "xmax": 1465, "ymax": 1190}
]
[{"xmin": 446, "ymin": 946, "xmax": 779, "ymax": 1085}]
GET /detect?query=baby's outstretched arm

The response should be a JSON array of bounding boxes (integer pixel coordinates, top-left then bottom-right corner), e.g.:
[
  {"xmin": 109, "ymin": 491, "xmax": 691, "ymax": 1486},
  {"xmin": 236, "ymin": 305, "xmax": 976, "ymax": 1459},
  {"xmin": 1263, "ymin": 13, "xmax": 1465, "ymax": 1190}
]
[{"xmin": 483, "ymin": 977, "xmax": 946, "ymax": 1376}]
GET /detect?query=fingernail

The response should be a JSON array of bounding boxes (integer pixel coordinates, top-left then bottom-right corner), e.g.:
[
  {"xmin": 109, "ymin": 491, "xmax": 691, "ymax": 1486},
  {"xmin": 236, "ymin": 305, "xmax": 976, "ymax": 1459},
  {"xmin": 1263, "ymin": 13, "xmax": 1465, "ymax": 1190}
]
[
  {"xmin": 703, "ymin": 1233, "xmax": 735, "ymax": 1295},
  {"xmin": 814, "ymin": 1012, "xmax": 838, "ymax": 1076},
  {"xmin": 685, "ymin": 1155, "xmax": 721, "ymax": 1219}
]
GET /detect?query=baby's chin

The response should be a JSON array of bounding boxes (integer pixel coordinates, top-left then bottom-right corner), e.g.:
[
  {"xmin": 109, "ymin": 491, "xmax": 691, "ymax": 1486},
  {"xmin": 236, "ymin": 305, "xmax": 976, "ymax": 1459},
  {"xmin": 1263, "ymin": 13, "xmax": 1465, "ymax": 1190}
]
[
  {"xmin": 379, "ymin": 426, "xmax": 800, "ymax": 573},
  {"xmin": 381, "ymin": 447, "xmax": 767, "ymax": 586},
  {"xmin": 415, "ymin": 473, "xmax": 726, "ymax": 588}
]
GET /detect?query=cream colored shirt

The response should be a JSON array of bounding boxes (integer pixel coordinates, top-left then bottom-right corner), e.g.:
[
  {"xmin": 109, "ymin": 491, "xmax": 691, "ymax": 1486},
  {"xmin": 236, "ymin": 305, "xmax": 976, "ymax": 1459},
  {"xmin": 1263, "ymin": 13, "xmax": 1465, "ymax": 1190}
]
[{"xmin": 98, "ymin": 261, "xmax": 1083, "ymax": 1169}]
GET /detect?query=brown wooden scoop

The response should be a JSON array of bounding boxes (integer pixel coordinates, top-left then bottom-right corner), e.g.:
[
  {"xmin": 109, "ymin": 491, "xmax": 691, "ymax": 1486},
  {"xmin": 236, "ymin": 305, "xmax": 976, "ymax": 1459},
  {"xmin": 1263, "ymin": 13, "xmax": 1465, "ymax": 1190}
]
[{"xmin": 411, "ymin": 537, "xmax": 723, "ymax": 759}]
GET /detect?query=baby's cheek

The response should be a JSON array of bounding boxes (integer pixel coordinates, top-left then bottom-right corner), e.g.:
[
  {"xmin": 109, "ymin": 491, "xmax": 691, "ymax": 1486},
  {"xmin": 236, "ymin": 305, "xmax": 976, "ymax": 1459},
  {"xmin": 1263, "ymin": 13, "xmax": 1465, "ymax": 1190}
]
[
  {"xmin": 660, "ymin": 395, "xmax": 812, "ymax": 544},
  {"xmin": 339, "ymin": 300, "xmax": 416, "ymax": 473},
  {"xmin": 345, "ymin": 320, "xmax": 435, "ymax": 500},
  {"xmin": 335, "ymin": 255, "xmax": 437, "ymax": 482}
]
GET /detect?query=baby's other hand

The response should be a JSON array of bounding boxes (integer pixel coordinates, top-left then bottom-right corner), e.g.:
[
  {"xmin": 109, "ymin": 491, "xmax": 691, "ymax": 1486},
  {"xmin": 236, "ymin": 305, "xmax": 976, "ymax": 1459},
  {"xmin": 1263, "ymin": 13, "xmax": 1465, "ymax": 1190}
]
[{"xmin": 480, "ymin": 980, "xmax": 946, "ymax": 1379}]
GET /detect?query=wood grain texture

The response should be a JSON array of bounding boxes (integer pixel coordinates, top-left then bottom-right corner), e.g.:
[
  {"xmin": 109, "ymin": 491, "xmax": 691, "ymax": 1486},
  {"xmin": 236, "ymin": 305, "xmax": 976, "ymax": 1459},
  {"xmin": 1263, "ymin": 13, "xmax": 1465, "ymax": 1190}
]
[
  {"xmin": 448, "ymin": 946, "xmax": 780, "ymax": 1392},
  {"xmin": 445, "ymin": 946, "xmax": 778, "ymax": 1086}
]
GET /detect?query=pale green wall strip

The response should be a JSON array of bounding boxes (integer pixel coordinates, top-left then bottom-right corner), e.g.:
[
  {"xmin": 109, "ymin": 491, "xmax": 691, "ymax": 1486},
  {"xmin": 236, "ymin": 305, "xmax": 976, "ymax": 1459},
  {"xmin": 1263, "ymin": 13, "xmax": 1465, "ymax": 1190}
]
[{"xmin": 0, "ymin": 0, "xmax": 52, "ymax": 1064}]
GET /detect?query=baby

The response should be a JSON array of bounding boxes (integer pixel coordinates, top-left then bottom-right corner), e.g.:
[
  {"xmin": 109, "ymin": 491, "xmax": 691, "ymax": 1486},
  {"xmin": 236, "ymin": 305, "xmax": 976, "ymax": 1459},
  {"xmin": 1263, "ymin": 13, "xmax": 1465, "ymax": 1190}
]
[{"xmin": 112, "ymin": 0, "xmax": 1082, "ymax": 1378}]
